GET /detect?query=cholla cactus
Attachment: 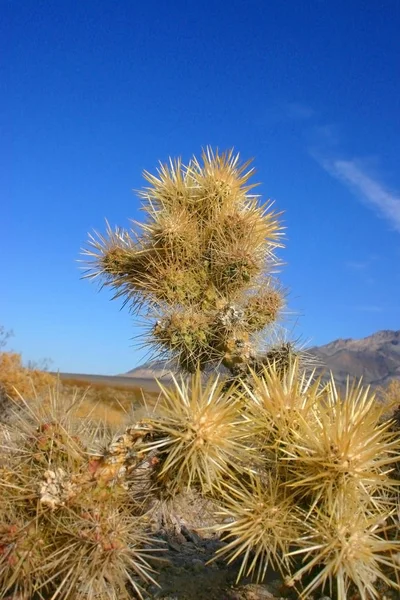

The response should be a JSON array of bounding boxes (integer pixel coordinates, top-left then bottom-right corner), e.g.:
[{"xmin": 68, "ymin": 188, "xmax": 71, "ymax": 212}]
[
  {"xmin": 0, "ymin": 386, "xmax": 160, "ymax": 599},
  {"xmin": 83, "ymin": 148, "xmax": 289, "ymax": 376},
  {"xmin": 141, "ymin": 371, "xmax": 253, "ymax": 495},
  {"xmin": 211, "ymin": 361, "xmax": 400, "ymax": 599},
  {"xmin": 81, "ymin": 149, "xmax": 400, "ymax": 598},
  {"xmin": 286, "ymin": 501, "xmax": 400, "ymax": 600},
  {"xmin": 211, "ymin": 470, "xmax": 299, "ymax": 582},
  {"xmin": 279, "ymin": 378, "xmax": 400, "ymax": 514}
]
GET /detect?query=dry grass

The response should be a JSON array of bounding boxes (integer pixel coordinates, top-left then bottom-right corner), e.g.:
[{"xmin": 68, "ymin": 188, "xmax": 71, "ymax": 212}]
[
  {"xmin": 58, "ymin": 377, "xmax": 161, "ymax": 428},
  {"xmin": 0, "ymin": 352, "xmax": 161, "ymax": 430}
]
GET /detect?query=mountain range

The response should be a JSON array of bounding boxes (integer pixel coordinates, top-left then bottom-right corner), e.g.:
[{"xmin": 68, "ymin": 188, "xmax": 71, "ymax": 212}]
[
  {"xmin": 309, "ymin": 329, "xmax": 400, "ymax": 388},
  {"xmin": 125, "ymin": 330, "xmax": 400, "ymax": 389}
]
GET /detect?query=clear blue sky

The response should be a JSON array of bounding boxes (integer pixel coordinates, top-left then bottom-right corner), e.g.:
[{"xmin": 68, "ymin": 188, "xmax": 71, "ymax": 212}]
[{"xmin": 2, "ymin": 0, "xmax": 400, "ymax": 374}]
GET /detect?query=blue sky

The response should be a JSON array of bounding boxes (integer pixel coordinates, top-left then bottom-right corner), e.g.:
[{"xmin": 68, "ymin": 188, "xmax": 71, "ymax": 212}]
[{"xmin": 2, "ymin": 0, "xmax": 400, "ymax": 375}]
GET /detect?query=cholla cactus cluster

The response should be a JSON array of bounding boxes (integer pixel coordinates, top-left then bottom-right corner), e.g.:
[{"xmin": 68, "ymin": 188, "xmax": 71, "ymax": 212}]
[
  {"xmin": 212, "ymin": 363, "xmax": 400, "ymax": 599},
  {"xmin": 0, "ymin": 388, "xmax": 160, "ymax": 599},
  {"xmin": 1, "ymin": 148, "xmax": 400, "ymax": 599},
  {"xmin": 81, "ymin": 148, "xmax": 400, "ymax": 598},
  {"xmin": 83, "ymin": 148, "xmax": 287, "ymax": 376}
]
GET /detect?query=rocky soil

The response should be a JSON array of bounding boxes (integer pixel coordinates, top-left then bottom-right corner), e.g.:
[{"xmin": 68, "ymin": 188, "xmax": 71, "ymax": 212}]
[
  {"xmin": 141, "ymin": 491, "xmax": 399, "ymax": 600},
  {"xmin": 142, "ymin": 491, "xmax": 293, "ymax": 600}
]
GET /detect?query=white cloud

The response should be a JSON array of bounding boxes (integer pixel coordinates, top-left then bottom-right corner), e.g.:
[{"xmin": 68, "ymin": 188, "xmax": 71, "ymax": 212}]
[
  {"xmin": 286, "ymin": 102, "xmax": 315, "ymax": 120},
  {"xmin": 354, "ymin": 305, "xmax": 383, "ymax": 313},
  {"xmin": 284, "ymin": 102, "xmax": 400, "ymax": 232},
  {"xmin": 321, "ymin": 159, "xmax": 400, "ymax": 232},
  {"xmin": 345, "ymin": 260, "xmax": 368, "ymax": 270}
]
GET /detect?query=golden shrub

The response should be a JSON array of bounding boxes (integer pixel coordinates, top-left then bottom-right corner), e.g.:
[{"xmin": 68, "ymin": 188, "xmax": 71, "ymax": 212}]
[{"xmin": 0, "ymin": 351, "xmax": 56, "ymax": 401}]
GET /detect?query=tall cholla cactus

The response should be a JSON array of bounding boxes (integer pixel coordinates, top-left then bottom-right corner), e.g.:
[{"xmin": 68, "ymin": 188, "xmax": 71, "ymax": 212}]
[{"xmin": 83, "ymin": 148, "xmax": 288, "ymax": 375}]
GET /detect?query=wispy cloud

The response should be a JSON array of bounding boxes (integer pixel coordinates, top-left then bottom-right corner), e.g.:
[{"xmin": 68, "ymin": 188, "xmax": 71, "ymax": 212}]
[
  {"xmin": 320, "ymin": 159, "xmax": 400, "ymax": 232},
  {"xmin": 285, "ymin": 102, "xmax": 315, "ymax": 120},
  {"xmin": 344, "ymin": 258, "xmax": 376, "ymax": 285},
  {"xmin": 354, "ymin": 305, "xmax": 383, "ymax": 313},
  {"xmin": 345, "ymin": 260, "xmax": 369, "ymax": 270},
  {"xmin": 284, "ymin": 101, "xmax": 400, "ymax": 232}
]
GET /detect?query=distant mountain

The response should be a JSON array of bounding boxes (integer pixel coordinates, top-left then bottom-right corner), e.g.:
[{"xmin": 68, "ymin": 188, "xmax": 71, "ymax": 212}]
[
  {"xmin": 125, "ymin": 330, "xmax": 400, "ymax": 389},
  {"xmin": 124, "ymin": 359, "xmax": 177, "ymax": 380},
  {"xmin": 309, "ymin": 329, "xmax": 400, "ymax": 388}
]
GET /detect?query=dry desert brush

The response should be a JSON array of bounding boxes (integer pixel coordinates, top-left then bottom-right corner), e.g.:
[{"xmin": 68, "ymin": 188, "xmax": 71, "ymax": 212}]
[{"xmin": 0, "ymin": 350, "xmax": 55, "ymax": 405}]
